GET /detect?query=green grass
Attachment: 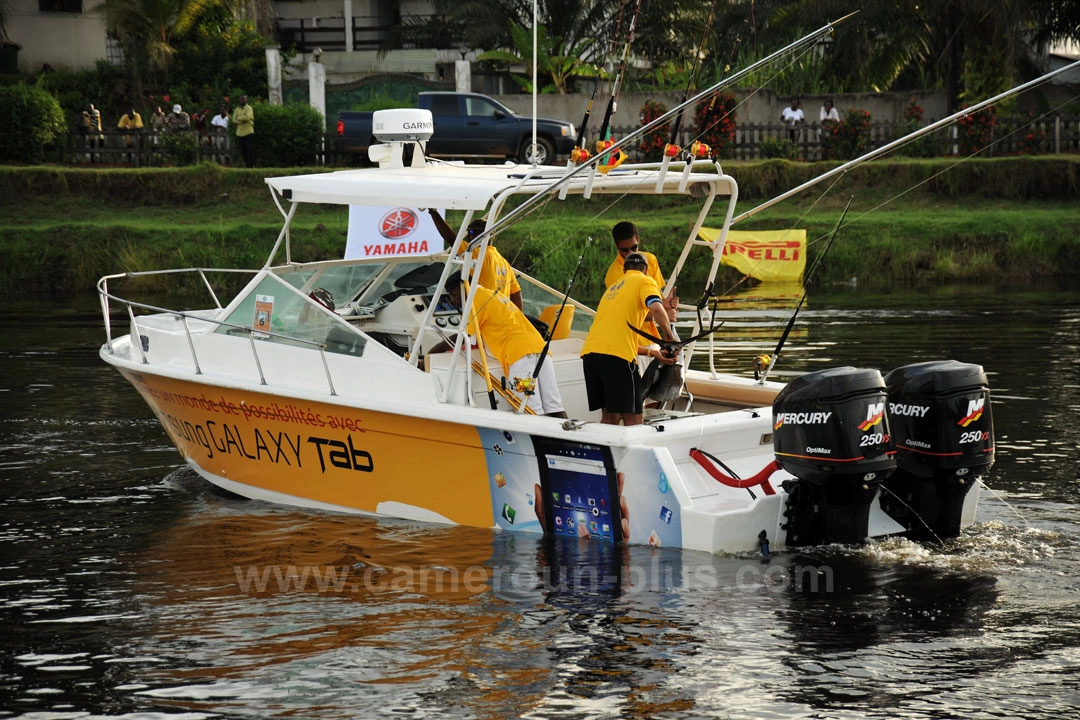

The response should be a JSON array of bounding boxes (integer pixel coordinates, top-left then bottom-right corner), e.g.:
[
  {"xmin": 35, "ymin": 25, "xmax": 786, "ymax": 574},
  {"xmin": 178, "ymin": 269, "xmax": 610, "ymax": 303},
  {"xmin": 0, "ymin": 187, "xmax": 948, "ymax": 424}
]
[{"xmin": 1, "ymin": 158, "xmax": 1078, "ymax": 296}]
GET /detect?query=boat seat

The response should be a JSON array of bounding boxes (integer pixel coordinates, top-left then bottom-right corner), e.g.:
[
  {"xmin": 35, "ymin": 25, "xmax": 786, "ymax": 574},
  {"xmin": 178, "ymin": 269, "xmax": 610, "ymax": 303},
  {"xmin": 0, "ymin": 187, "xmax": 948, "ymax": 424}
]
[{"xmin": 537, "ymin": 304, "xmax": 574, "ymax": 340}]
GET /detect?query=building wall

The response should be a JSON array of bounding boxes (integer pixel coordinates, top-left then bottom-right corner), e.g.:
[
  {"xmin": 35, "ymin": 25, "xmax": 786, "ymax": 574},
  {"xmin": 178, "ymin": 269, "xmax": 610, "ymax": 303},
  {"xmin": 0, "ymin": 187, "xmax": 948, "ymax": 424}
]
[
  {"xmin": 6, "ymin": 0, "xmax": 109, "ymax": 73},
  {"xmin": 492, "ymin": 89, "xmax": 953, "ymax": 130}
]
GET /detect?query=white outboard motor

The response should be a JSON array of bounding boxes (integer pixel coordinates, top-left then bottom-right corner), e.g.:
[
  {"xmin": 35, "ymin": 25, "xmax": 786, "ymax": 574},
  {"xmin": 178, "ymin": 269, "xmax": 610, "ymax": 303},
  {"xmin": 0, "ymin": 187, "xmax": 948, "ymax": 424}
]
[
  {"xmin": 773, "ymin": 367, "xmax": 896, "ymax": 546},
  {"xmin": 881, "ymin": 360, "xmax": 994, "ymax": 540},
  {"xmin": 368, "ymin": 109, "xmax": 434, "ymax": 168}
]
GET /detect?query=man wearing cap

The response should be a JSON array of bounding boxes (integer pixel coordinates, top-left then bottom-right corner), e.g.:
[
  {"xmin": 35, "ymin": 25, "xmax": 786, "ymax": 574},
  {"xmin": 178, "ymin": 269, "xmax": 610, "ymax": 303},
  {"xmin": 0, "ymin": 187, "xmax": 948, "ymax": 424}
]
[
  {"xmin": 581, "ymin": 252, "xmax": 680, "ymax": 426},
  {"xmin": 428, "ymin": 210, "xmax": 522, "ymax": 310},
  {"xmin": 605, "ymin": 220, "xmax": 678, "ymax": 357},
  {"xmin": 165, "ymin": 104, "xmax": 191, "ymax": 133},
  {"xmin": 431, "ymin": 273, "xmax": 566, "ymax": 417}
]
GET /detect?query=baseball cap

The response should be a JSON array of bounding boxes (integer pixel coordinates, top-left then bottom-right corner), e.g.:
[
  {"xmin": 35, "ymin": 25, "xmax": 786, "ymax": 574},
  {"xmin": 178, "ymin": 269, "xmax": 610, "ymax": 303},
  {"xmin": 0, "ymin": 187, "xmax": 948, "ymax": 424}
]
[{"xmin": 623, "ymin": 252, "xmax": 648, "ymax": 269}]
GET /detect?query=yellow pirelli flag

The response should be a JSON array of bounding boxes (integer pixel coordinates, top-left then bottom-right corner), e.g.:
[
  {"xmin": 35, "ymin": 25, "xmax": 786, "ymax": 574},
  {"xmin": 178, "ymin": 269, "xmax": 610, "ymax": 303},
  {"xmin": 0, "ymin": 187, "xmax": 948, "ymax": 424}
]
[{"xmin": 698, "ymin": 228, "xmax": 806, "ymax": 283}]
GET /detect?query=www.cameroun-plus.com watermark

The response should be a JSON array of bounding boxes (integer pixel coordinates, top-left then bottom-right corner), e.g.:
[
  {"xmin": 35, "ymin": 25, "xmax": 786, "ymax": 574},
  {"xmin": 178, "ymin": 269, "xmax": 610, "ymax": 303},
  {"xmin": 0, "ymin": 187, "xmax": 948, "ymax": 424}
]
[{"xmin": 234, "ymin": 560, "xmax": 835, "ymax": 596}]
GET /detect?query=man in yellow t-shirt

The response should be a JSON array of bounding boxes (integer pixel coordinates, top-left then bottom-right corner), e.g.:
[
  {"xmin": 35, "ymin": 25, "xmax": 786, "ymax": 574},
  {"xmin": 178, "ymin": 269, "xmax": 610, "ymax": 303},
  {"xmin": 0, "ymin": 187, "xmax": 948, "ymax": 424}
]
[
  {"xmin": 117, "ymin": 107, "xmax": 143, "ymax": 159},
  {"xmin": 581, "ymin": 253, "xmax": 680, "ymax": 426},
  {"xmin": 432, "ymin": 273, "xmax": 565, "ymax": 417},
  {"xmin": 605, "ymin": 220, "xmax": 678, "ymax": 349},
  {"xmin": 428, "ymin": 210, "xmax": 522, "ymax": 309},
  {"xmin": 231, "ymin": 95, "xmax": 255, "ymax": 168}
]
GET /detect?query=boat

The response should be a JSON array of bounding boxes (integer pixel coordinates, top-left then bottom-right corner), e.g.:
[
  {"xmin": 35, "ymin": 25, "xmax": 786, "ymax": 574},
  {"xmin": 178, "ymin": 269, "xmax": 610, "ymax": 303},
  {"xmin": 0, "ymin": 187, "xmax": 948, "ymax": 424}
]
[
  {"xmin": 99, "ymin": 22, "xmax": 1058, "ymax": 555},
  {"xmin": 97, "ymin": 123, "xmax": 1000, "ymax": 554}
]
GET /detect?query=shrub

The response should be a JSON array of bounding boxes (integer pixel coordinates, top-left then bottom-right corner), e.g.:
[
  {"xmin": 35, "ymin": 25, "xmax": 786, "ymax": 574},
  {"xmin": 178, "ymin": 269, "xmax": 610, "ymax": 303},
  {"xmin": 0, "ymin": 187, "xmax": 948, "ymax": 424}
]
[
  {"xmin": 1018, "ymin": 112, "xmax": 1048, "ymax": 155},
  {"xmin": 693, "ymin": 91, "xmax": 737, "ymax": 158},
  {"xmin": 760, "ymin": 138, "xmax": 795, "ymax": 159},
  {"xmin": 824, "ymin": 108, "xmax": 871, "ymax": 160},
  {"xmin": 957, "ymin": 107, "xmax": 996, "ymax": 155},
  {"xmin": 897, "ymin": 98, "xmax": 936, "ymax": 158},
  {"xmin": 636, "ymin": 100, "xmax": 670, "ymax": 160},
  {"xmin": 160, "ymin": 132, "xmax": 200, "ymax": 165},
  {"xmin": 252, "ymin": 102, "xmax": 328, "ymax": 167},
  {"xmin": 1, "ymin": 83, "xmax": 66, "ymax": 163}
]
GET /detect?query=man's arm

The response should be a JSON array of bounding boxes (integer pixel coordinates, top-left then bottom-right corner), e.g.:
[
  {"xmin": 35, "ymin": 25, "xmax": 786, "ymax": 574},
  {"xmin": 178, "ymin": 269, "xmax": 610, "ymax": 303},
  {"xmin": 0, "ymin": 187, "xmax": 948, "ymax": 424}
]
[
  {"xmin": 427, "ymin": 208, "xmax": 457, "ymax": 245},
  {"xmin": 646, "ymin": 299, "xmax": 680, "ymax": 363}
]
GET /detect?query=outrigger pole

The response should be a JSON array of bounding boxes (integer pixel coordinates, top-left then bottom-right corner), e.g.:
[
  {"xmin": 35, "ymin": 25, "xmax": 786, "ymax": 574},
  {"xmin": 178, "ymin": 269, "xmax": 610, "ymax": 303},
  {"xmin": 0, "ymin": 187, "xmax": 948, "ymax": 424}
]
[{"xmin": 732, "ymin": 57, "xmax": 1080, "ymax": 226}]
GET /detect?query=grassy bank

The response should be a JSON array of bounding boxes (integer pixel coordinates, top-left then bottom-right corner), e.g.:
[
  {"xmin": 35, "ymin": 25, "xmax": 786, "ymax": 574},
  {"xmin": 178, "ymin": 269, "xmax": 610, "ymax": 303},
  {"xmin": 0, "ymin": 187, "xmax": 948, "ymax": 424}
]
[{"xmin": 1, "ymin": 157, "xmax": 1078, "ymax": 297}]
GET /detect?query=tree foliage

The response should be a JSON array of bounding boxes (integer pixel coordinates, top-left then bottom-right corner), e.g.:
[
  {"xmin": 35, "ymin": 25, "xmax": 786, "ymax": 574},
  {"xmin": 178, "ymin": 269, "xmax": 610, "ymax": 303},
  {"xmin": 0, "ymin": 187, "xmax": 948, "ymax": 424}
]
[
  {"xmin": 94, "ymin": 0, "xmax": 223, "ymax": 80},
  {"xmin": 477, "ymin": 23, "xmax": 600, "ymax": 94}
]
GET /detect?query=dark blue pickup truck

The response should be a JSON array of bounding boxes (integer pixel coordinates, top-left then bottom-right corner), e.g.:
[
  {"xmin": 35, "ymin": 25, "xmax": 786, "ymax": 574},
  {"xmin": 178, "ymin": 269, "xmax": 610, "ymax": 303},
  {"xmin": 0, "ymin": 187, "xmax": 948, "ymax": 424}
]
[{"xmin": 336, "ymin": 92, "xmax": 576, "ymax": 164}]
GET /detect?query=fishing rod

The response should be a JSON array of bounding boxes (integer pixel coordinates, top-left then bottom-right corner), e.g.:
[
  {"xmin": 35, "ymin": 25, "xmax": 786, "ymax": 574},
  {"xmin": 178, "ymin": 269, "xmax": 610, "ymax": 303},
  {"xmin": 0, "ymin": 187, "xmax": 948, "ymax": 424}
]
[
  {"xmin": 755, "ymin": 197, "xmax": 852, "ymax": 385},
  {"xmin": 594, "ymin": 0, "xmax": 644, "ymax": 166},
  {"xmin": 519, "ymin": 236, "xmax": 595, "ymax": 413},
  {"xmin": 666, "ymin": 0, "xmax": 720, "ymax": 153},
  {"xmin": 570, "ymin": 0, "xmax": 629, "ymax": 163},
  {"xmin": 469, "ymin": 14, "xmax": 854, "ymax": 253},
  {"xmin": 732, "ymin": 57, "xmax": 1080, "ymax": 226}
]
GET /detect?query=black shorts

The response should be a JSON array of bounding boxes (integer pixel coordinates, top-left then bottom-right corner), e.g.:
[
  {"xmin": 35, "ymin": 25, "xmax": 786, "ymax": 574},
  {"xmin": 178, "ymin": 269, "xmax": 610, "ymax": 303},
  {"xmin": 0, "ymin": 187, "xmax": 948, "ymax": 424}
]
[{"xmin": 582, "ymin": 352, "xmax": 642, "ymax": 415}]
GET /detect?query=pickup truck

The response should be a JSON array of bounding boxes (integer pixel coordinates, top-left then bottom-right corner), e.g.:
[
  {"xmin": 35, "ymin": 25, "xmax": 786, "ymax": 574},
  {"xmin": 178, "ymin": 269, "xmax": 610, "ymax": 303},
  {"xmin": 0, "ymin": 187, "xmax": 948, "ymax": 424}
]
[{"xmin": 337, "ymin": 92, "xmax": 576, "ymax": 165}]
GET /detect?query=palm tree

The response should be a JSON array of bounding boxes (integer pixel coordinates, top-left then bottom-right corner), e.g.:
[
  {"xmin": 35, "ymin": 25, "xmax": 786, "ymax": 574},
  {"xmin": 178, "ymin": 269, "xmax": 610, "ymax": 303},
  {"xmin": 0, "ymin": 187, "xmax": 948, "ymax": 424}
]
[
  {"xmin": 758, "ymin": 0, "xmax": 1080, "ymax": 107},
  {"xmin": 95, "ymin": 0, "xmax": 223, "ymax": 80}
]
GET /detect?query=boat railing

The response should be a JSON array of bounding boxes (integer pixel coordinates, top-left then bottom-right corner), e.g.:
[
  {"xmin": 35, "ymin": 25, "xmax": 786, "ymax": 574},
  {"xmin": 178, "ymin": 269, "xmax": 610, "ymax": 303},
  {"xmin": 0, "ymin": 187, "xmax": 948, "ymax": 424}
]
[{"xmin": 97, "ymin": 268, "xmax": 343, "ymax": 397}]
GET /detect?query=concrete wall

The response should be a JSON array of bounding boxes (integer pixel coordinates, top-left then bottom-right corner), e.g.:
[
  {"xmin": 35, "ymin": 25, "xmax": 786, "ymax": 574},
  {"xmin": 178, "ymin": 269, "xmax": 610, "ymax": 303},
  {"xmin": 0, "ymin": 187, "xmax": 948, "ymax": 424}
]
[{"xmin": 6, "ymin": 0, "xmax": 109, "ymax": 73}]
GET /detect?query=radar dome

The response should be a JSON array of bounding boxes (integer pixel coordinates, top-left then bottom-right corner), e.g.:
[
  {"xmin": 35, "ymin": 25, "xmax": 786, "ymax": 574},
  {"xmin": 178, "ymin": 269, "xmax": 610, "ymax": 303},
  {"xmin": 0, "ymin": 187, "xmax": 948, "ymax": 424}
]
[{"xmin": 372, "ymin": 109, "xmax": 434, "ymax": 143}]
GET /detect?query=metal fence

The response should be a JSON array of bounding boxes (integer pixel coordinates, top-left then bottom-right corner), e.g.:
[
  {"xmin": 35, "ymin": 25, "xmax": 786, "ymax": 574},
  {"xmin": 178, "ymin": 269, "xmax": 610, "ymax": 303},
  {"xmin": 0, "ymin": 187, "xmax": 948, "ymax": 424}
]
[
  {"xmin": 611, "ymin": 114, "xmax": 1080, "ymax": 161},
  {"xmin": 61, "ymin": 114, "xmax": 1080, "ymax": 167},
  {"xmin": 64, "ymin": 129, "xmax": 235, "ymax": 167}
]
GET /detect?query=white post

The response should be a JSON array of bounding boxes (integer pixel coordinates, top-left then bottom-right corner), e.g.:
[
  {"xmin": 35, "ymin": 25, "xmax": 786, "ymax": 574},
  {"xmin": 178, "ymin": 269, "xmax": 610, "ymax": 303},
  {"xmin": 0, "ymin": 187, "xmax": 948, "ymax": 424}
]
[
  {"xmin": 455, "ymin": 59, "xmax": 470, "ymax": 93},
  {"xmin": 344, "ymin": 0, "xmax": 354, "ymax": 52},
  {"xmin": 310, "ymin": 61, "xmax": 327, "ymax": 129},
  {"xmin": 266, "ymin": 47, "xmax": 283, "ymax": 106}
]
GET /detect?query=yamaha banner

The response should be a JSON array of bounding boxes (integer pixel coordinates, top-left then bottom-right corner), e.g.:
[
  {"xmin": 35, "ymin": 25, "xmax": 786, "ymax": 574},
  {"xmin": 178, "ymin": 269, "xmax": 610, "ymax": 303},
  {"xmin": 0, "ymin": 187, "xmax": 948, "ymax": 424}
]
[{"xmin": 345, "ymin": 206, "xmax": 445, "ymax": 260}]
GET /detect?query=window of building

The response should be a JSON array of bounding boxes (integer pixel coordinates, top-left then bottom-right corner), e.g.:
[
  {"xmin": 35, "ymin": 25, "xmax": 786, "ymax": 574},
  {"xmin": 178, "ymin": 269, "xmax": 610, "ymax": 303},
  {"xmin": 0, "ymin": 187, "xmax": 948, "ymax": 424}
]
[{"xmin": 39, "ymin": 0, "xmax": 83, "ymax": 13}]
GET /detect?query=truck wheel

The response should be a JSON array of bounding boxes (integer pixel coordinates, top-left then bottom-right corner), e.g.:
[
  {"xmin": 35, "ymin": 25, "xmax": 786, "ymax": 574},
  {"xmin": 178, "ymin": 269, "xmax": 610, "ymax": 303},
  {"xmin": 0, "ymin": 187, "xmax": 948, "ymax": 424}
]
[{"xmin": 519, "ymin": 137, "xmax": 555, "ymax": 165}]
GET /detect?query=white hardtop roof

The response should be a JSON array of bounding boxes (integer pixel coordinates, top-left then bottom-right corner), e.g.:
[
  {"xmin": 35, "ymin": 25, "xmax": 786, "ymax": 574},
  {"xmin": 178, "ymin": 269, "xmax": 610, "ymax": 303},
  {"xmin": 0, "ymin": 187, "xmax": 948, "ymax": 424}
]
[{"xmin": 264, "ymin": 160, "xmax": 735, "ymax": 210}]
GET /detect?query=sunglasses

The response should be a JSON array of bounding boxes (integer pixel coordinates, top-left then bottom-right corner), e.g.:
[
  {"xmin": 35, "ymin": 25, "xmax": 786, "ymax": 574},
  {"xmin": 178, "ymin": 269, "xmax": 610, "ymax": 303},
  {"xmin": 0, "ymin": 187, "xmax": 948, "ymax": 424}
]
[{"xmin": 618, "ymin": 244, "xmax": 640, "ymax": 255}]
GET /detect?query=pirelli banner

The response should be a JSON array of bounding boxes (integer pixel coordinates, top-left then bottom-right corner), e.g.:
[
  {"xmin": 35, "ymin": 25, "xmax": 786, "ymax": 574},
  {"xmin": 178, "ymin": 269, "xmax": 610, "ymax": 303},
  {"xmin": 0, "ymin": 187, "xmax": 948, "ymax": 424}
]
[{"xmin": 698, "ymin": 228, "xmax": 806, "ymax": 283}]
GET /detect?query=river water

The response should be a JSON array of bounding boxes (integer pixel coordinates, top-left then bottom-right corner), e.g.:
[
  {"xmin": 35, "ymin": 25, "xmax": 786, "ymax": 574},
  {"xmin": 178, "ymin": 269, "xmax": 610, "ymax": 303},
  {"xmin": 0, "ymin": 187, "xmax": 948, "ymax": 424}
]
[{"xmin": 1, "ymin": 286, "xmax": 1078, "ymax": 719}]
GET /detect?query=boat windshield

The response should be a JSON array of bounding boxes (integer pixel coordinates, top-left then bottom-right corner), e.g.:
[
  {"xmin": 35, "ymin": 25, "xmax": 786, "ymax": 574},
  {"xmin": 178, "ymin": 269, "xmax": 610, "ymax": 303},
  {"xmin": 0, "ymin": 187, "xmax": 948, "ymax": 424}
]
[{"xmin": 213, "ymin": 274, "xmax": 367, "ymax": 357}]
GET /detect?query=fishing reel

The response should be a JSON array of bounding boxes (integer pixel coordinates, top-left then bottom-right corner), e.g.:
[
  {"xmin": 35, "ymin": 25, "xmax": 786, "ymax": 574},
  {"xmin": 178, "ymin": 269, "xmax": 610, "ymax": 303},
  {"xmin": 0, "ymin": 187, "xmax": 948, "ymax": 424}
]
[
  {"xmin": 689, "ymin": 141, "xmax": 712, "ymax": 159},
  {"xmin": 570, "ymin": 146, "xmax": 592, "ymax": 163},
  {"xmin": 753, "ymin": 353, "xmax": 772, "ymax": 381},
  {"xmin": 513, "ymin": 376, "xmax": 536, "ymax": 395}
]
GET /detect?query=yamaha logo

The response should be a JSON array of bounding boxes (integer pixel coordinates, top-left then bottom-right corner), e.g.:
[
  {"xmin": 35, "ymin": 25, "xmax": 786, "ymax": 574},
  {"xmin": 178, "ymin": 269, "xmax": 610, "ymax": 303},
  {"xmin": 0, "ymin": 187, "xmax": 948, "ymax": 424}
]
[{"xmin": 379, "ymin": 208, "xmax": 419, "ymax": 239}]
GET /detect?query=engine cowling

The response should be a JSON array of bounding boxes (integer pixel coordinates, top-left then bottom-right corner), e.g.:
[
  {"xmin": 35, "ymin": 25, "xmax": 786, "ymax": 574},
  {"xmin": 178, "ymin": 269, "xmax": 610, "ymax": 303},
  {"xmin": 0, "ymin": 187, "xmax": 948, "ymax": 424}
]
[
  {"xmin": 773, "ymin": 367, "xmax": 896, "ymax": 546},
  {"xmin": 881, "ymin": 360, "xmax": 994, "ymax": 540}
]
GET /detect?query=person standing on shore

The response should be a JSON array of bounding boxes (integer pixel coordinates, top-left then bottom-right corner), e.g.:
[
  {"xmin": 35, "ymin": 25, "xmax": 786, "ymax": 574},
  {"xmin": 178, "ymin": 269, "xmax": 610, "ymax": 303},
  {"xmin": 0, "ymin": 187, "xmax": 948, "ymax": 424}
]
[{"xmin": 232, "ymin": 96, "xmax": 255, "ymax": 168}]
